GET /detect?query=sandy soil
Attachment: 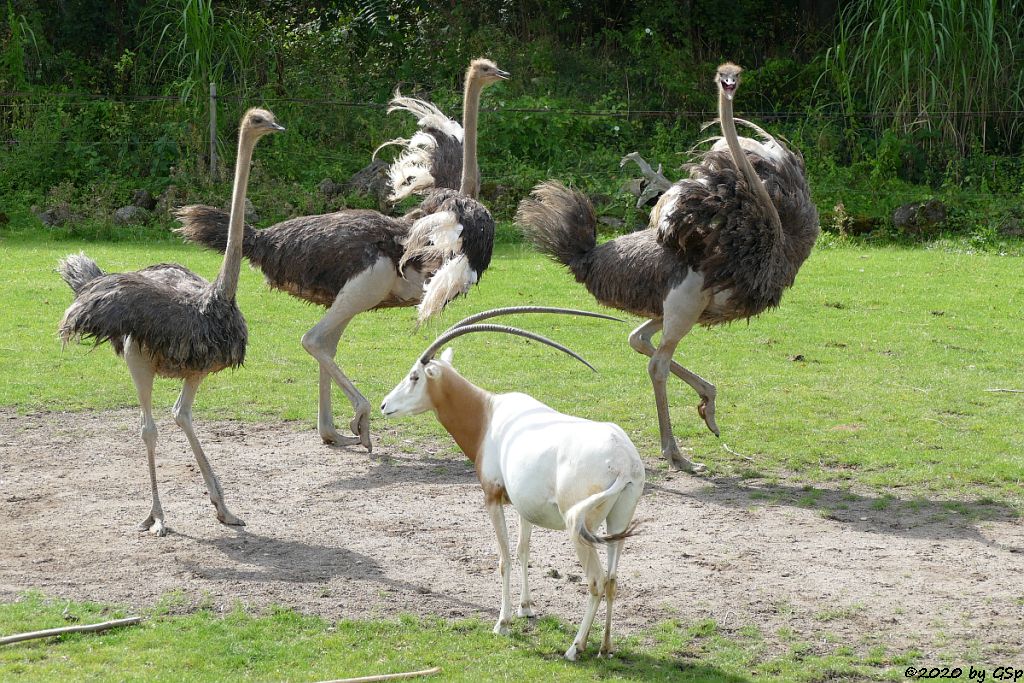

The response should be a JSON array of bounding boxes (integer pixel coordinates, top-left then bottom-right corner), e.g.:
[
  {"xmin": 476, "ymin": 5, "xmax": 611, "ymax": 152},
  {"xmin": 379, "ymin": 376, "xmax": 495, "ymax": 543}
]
[{"xmin": 1, "ymin": 408, "xmax": 1021, "ymax": 659}]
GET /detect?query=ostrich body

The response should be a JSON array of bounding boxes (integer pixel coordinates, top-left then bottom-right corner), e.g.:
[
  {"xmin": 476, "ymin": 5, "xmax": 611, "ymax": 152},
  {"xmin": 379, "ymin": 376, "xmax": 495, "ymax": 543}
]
[
  {"xmin": 178, "ymin": 59, "xmax": 507, "ymax": 451},
  {"xmin": 517, "ymin": 63, "xmax": 818, "ymax": 471},
  {"xmin": 58, "ymin": 108, "xmax": 283, "ymax": 535},
  {"xmin": 377, "ymin": 58, "xmax": 508, "ymax": 201}
]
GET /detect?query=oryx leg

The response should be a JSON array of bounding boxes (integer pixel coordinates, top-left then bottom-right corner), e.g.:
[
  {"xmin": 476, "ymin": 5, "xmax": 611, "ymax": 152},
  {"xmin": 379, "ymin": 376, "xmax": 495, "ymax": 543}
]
[
  {"xmin": 517, "ymin": 518, "xmax": 534, "ymax": 617},
  {"xmin": 486, "ymin": 502, "xmax": 515, "ymax": 635}
]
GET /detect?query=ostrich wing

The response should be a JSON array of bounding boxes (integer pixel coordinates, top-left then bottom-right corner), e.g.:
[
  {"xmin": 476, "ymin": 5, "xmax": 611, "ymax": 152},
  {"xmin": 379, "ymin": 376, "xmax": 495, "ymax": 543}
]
[
  {"xmin": 242, "ymin": 210, "xmax": 410, "ymax": 308},
  {"xmin": 382, "ymin": 93, "xmax": 464, "ymax": 201},
  {"xmin": 655, "ymin": 145, "xmax": 818, "ymax": 321},
  {"xmin": 59, "ymin": 264, "xmax": 247, "ymax": 375}
]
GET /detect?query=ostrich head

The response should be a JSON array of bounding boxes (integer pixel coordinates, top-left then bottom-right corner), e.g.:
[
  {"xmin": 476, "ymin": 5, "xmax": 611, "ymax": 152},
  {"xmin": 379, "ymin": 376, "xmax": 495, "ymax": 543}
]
[
  {"xmin": 240, "ymin": 108, "xmax": 285, "ymax": 140},
  {"xmin": 715, "ymin": 62, "xmax": 743, "ymax": 101},
  {"xmin": 468, "ymin": 58, "xmax": 510, "ymax": 87}
]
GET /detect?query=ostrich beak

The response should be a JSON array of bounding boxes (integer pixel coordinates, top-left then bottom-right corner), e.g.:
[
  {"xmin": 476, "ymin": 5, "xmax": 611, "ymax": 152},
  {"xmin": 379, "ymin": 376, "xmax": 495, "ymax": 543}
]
[
  {"xmin": 270, "ymin": 122, "xmax": 286, "ymax": 132},
  {"xmin": 495, "ymin": 68, "xmax": 510, "ymax": 80}
]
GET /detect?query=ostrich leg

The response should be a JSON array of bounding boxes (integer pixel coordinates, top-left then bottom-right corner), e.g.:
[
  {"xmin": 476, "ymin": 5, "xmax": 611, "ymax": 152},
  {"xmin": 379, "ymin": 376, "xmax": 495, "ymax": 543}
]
[
  {"xmin": 172, "ymin": 375, "xmax": 245, "ymax": 527},
  {"xmin": 634, "ymin": 277, "xmax": 714, "ymax": 472},
  {"xmin": 301, "ymin": 259, "xmax": 397, "ymax": 452},
  {"xmin": 125, "ymin": 342, "xmax": 165, "ymax": 536}
]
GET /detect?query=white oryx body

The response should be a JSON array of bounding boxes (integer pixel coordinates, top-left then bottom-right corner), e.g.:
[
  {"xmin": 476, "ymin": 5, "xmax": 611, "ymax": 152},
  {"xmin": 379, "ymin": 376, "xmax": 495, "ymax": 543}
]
[{"xmin": 381, "ymin": 319, "xmax": 644, "ymax": 661}]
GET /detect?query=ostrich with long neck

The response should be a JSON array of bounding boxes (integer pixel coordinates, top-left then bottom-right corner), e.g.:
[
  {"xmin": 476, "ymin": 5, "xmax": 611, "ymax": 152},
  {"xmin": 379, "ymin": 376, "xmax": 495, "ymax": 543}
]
[
  {"xmin": 377, "ymin": 58, "xmax": 508, "ymax": 201},
  {"xmin": 517, "ymin": 62, "xmax": 818, "ymax": 471},
  {"xmin": 177, "ymin": 59, "xmax": 506, "ymax": 451},
  {"xmin": 57, "ymin": 108, "xmax": 283, "ymax": 535}
]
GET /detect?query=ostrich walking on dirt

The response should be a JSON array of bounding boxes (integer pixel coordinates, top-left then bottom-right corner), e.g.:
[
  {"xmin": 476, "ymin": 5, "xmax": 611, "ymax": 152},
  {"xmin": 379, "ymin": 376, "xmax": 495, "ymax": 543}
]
[
  {"xmin": 178, "ymin": 59, "xmax": 507, "ymax": 451},
  {"xmin": 376, "ymin": 58, "xmax": 508, "ymax": 201},
  {"xmin": 517, "ymin": 63, "xmax": 819, "ymax": 472},
  {"xmin": 58, "ymin": 108, "xmax": 284, "ymax": 535}
]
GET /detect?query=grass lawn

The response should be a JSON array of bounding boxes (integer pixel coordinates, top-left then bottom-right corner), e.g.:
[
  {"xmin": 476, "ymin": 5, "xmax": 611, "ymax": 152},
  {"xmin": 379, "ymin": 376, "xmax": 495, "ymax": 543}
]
[
  {"xmin": 1, "ymin": 232, "xmax": 1021, "ymax": 499},
  {"xmin": 0, "ymin": 231, "xmax": 1020, "ymax": 681},
  {"xmin": 0, "ymin": 593, "xmax": 918, "ymax": 682}
]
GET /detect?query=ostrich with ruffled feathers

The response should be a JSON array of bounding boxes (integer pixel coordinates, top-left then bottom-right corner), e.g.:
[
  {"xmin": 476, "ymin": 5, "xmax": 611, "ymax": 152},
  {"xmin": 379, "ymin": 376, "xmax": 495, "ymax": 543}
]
[
  {"xmin": 177, "ymin": 59, "xmax": 508, "ymax": 451},
  {"xmin": 58, "ymin": 108, "xmax": 283, "ymax": 535},
  {"xmin": 517, "ymin": 63, "xmax": 819, "ymax": 472}
]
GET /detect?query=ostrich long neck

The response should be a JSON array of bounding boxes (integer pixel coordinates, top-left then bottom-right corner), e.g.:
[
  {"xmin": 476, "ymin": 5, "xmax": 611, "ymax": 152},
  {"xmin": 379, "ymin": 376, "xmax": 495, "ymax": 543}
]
[
  {"xmin": 214, "ymin": 130, "xmax": 254, "ymax": 300},
  {"xmin": 719, "ymin": 91, "xmax": 783, "ymax": 239},
  {"xmin": 459, "ymin": 73, "xmax": 483, "ymax": 199}
]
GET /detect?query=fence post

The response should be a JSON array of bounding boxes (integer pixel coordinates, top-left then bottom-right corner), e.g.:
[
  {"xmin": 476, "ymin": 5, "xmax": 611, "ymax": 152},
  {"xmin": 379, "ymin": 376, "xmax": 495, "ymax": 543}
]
[{"xmin": 209, "ymin": 81, "xmax": 218, "ymax": 181}]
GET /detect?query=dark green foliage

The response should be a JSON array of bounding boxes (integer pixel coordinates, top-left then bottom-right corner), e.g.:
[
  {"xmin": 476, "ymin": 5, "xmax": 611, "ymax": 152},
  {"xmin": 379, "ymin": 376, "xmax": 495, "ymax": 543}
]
[{"xmin": 0, "ymin": 0, "xmax": 1021, "ymax": 243}]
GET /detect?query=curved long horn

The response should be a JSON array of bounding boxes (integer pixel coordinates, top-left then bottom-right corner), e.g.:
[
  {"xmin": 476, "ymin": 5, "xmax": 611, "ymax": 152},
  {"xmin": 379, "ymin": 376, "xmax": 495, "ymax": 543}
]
[
  {"xmin": 419, "ymin": 323, "xmax": 596, "ymax": 371},
  {"xmin": 444, "ymin": 306, "xmax": 624, "ymax": 335}
]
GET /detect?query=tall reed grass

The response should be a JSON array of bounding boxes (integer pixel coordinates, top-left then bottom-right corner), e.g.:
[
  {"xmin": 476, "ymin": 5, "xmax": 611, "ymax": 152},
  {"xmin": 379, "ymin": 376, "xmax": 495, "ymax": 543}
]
[{"xmin": 823, "ymin": 0, "xmax": 1024, "ymax": 155}]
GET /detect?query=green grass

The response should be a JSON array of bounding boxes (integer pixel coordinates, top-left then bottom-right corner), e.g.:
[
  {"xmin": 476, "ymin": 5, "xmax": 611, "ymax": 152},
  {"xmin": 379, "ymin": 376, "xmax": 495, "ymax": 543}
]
[
  {"xmin": 2, "ymin": 231, "xmax": 1023, "ymax": 502},
  {"xmin": 0, "ymin": 594, "xmax": 920, "ymax": 681}
]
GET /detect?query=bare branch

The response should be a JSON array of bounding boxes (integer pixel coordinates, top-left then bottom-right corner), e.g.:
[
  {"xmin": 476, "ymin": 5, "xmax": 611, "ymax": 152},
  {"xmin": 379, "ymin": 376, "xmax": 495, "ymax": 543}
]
[
  {"xmin": 0, "ymin": 616, "xmax": 142, "ymax": 646},
  {"xmin": 317, "ymin": 667, "xmax": 442, "ymax": 683}
]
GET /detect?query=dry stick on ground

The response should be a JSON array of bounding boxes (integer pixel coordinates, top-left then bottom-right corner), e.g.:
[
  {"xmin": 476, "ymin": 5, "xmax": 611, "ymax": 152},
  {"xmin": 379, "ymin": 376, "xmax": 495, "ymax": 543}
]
[
  {"xmin": 985, "ymin": 388, "xmax": 1024, "ymax": 393},
  {"xmin": 317, "ymin": 667, "xmax": 441, "ymax": 683},
  {"xmin": 0, "ymin": 616, "xmax": 142, "ymax": 646}
]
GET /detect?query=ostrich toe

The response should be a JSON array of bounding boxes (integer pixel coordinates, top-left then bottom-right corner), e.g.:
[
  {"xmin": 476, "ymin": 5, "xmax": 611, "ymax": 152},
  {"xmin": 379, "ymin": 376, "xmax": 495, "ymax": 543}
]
[{"xmin": 697, "ymin": 398, "xmax": 720, "ymax": 437}]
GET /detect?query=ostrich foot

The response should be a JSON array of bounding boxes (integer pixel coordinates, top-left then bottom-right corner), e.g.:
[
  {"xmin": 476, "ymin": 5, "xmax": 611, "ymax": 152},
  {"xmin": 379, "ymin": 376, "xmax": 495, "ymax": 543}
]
[
  {"xmin": 319, "ymin": 423, "xmax": 362, "ymax": 448},
  {"xmin": 665, "ymin": 443, "xmax": 706, "ymax": 473},
  {"xmin": 517, "ymin": 601, "xmax": 535, "ymax": 618},
  {"xmin": 349, "ymin": 405, "xmax": 372, "ymax": 453},
  {"xmin": 215, "ymin": 507, "xmax": 246, "ymax": 527},
  {"xmin": 564, "ymin": 642, "xmax": 583, "ymax": 661},
  {"xmin": 139, "ymin": 514, "xmax": 166, "ymax": 537},
  {"xmin": 698, "ymin": 397, "xmax": 720, "ymax": 437},
  {"xmin": 492, "ymin": 620, "xmax": 511, "ymax": 636}
]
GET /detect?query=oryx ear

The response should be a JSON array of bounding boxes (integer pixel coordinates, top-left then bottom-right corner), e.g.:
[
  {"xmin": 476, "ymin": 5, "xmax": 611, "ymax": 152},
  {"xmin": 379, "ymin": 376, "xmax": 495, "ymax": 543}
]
[
  {"xmin": 424, "ymin": 362, "xmax": 443, "ymax": 379},
  {"xmin": 440, "ymin": 347, "xmax": 455, "ymax": 363}
]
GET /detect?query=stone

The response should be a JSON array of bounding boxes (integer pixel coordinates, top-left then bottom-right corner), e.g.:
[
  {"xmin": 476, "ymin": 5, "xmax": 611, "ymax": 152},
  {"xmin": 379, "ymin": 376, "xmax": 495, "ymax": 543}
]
[
  {"xmin": 892, "ymin": 199, "xmax": 947, "ymax": 236},
  {"xmin": 35, "ymin": 202, "xmax": 75, "ymax": 228},
  {"xmin": 318, "ymin": 178, "xmax": 344, "ymax": 199},
  {"xmin": 132, "ymin": 189, "xmax": 157, "ymax": 211},
  {"xmin": 345, "ymin": 159, "xmax": 390, "ymax": 204},
  {"xmin": 155, "ymin": 185, "xmax": 181, "ymax": 215},
  {"xmin": 113, "ymin": 205, "xmax": 151, "ymax": 226}
]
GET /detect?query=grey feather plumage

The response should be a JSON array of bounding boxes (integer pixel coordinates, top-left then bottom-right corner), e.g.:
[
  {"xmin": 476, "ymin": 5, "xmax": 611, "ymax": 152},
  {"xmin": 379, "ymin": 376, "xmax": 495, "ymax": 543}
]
[
  {"xmin": 517, "ymin": 140, "xmax": 818, "ymax": 325},
  {"xmin": 176, "ymin": 188, "xmax": 494, "ymax": 313},
  {"xmin": 57, "ymin": 256, "xmax": 247, "ymax": 377}
]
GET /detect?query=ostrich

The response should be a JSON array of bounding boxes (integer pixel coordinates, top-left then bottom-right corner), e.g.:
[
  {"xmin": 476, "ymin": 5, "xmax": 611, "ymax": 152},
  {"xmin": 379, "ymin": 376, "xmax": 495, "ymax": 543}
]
[
  {"xmin": 517, "ymin": 62, "xmax": 819, "ymax": 472},
  {"xmin": 375, "ymin": 58, "xmax": 508, "ymax": 201},
  {"xmin": 57, "ymin": 108, "xmax": 284, "ymax": 535},
  {"xmin": 177, "ymin": 59, "xmax": 507, "ymax": 452}
]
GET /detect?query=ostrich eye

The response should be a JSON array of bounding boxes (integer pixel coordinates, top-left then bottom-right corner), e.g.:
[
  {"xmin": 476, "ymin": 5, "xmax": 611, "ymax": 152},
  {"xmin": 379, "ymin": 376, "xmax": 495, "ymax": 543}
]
[{"xmin": 252, "ymin": 116, "xmax": 264, "ymax": 124}]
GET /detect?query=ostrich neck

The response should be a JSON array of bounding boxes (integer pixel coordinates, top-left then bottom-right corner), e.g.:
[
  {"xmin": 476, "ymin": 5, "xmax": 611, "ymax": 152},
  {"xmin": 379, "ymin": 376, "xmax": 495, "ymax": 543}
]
[
  {"xmin": 459, "ymin": 76, "xmax": 483, "ymax": 199},
  {"xmin": 215, "ymin": 132, "xmax": 254, "ymax": 301},
  {"xmin": 719, "ymin": 92, "xmax": 783, "ymax": 239}
]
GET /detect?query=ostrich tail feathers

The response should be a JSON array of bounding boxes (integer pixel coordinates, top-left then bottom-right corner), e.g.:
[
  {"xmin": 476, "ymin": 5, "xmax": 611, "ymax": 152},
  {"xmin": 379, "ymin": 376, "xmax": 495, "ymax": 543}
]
[
  {"xmin": 57, "ymin": 253, "xmax": 104, "ymax": 295},
  {"xmin": 174, "ymin": 205, "xmax": 257, "ymax": 256},
  {"xmin": 417, "ymin": 254, "xmax": 475, "ymax": 322},
  {"xmin": 515, "ymin": 181, "xmax": 597, "ymax": 273}
]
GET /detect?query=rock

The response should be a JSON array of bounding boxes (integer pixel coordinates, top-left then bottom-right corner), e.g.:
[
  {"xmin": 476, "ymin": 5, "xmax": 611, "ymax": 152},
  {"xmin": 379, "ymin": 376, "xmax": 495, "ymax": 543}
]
[
  {"xmin": 479, "ymin": 182, "xmax": 508, "ymax": 202},
  {"xmin": 35, "ymin": 202, "xmax": 75, "ymax": 228},
  {"xmin": 0, "ymin": 212, "xmax": 8, "ymax": 225},
  {"xmin": 997, "ymin": 217, "xmax": 1024, "ymax": 238},
  {"xmin": 132, "ymin": 189, "xmax": 157, "ymax": 211},
  {"xmin": 598, "ymin": 215, "xmax": 624, "ymax": 229},
  {"xmin": 155, "ymin": 185, "xmax": 181, "ymax": 215},
  {"xmin": 318, "ymin": 178, "xmax": 344, "ymax": 199},
  {"xmin": 244, "ymin": 198, "xmax": 258, "ymax": 223},
  {"xmin": 113, "ymin": 205, "xmax": 151, "ymax": 226},
  {"xmin": 345, "ymin": 159, "xmax": 390, "ymax": 204},
  {"xmin": 892, "ymin": 199, "xmax": 947, "ymax": 236}
]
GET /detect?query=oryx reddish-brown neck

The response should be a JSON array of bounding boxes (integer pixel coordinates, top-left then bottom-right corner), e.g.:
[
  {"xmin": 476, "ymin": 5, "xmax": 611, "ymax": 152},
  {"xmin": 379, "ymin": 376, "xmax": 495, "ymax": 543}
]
[{"xmin": 427, "ymin": 367, "xmax": 492, "ymax": 466}]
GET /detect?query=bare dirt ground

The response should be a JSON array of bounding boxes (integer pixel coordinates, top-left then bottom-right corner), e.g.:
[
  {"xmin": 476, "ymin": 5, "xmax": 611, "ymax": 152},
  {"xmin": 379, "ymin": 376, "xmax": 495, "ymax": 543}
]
[{"xmin": 1, "ymin": 408, "xmax": 1021, "ymax": 660}]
